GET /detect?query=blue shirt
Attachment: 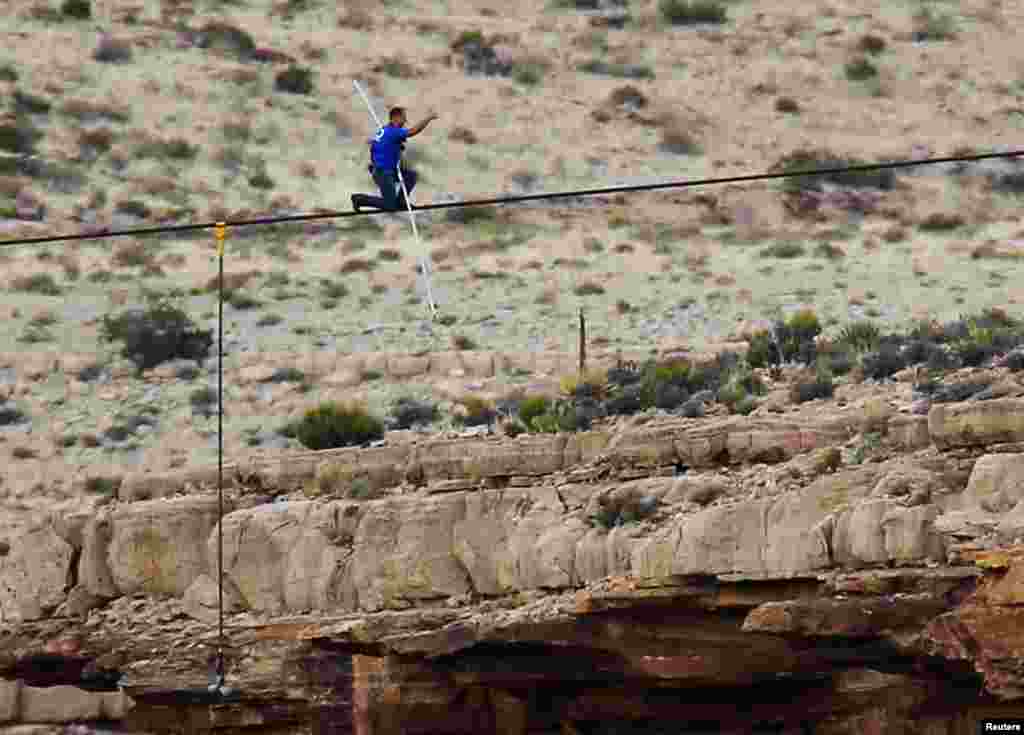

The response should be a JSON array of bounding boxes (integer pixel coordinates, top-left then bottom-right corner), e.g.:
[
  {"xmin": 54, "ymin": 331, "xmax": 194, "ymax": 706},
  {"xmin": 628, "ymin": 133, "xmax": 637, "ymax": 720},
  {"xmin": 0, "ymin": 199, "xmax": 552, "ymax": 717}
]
[{"xmin": 370, "ymin": 125, "xmax": 409, "ymax": 171}]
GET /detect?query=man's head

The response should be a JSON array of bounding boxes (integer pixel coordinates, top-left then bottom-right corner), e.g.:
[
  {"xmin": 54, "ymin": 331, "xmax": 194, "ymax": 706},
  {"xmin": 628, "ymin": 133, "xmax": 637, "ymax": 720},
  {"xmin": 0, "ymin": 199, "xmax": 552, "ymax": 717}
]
[{"xmin": 388, "ymin": 106, "xmax": 407, "ymax": 126}]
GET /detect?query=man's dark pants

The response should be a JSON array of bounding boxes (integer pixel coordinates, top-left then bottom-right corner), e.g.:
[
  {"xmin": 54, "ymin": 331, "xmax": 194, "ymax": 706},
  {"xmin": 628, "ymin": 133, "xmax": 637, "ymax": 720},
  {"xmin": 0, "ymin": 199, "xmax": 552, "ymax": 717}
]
[{"xmin": 356, "ymin": 167, "xmax": 417, "ymax": 211}]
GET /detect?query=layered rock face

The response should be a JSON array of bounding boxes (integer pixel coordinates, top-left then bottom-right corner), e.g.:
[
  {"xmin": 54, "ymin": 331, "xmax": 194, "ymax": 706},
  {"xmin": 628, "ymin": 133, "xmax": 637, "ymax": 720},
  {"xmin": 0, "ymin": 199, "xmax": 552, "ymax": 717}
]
[{"xmin": 6, "ymin": 396, "xmax": 1024, "ymax": 733}]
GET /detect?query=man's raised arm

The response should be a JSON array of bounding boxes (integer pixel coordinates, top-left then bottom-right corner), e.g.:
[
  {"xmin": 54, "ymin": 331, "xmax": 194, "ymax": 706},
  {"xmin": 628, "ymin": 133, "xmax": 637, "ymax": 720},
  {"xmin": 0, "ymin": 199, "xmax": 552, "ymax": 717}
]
[{"xmin": 407, "ymin": 111, "xmax": 439, "ymax": 137}]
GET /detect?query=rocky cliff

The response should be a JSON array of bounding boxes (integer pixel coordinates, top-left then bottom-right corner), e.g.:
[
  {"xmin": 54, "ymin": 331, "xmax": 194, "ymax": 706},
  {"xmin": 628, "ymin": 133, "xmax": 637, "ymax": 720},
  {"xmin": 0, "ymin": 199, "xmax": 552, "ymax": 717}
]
[{"xmin": 6, "ymin": 365, "xmax": 1024, "ymax": 733}]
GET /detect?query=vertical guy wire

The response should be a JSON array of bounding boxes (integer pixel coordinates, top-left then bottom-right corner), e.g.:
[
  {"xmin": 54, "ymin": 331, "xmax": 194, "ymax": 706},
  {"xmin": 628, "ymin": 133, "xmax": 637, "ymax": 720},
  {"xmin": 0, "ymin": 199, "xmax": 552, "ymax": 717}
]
[{"xmin": 214, "ymin": 222, "xmax": 226, "ymax": 687}]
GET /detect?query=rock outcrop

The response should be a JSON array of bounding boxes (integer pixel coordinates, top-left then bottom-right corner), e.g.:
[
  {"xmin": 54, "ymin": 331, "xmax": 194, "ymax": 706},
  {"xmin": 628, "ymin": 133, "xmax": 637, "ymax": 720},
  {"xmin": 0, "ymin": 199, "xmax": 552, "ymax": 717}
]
[{"xmin": 6, "ymin": 395, "xmax": 1024, "ymax": 733}]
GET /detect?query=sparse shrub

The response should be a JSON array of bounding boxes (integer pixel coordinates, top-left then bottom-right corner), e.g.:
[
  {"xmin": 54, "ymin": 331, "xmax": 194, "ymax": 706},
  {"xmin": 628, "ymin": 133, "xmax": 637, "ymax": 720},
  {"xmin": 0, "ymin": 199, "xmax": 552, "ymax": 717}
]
[
  {"xmin": 229, "ymin": 292, "xmax": 262, "ymax": 310},
  {"xmin": 249, "ymin": 171, "xmax": 274, "ymax": 190},
  {"xmin": 93, "ymin": 36, "xmax": 133, "ymax": 63},
  {"xmin": 190, "ymin": 387, "xmax": 218, "ymax": 417},
  {"xmin": 861, "ymin": 344, "xmax": 906, "ymax": 380},
  {"xmin": 836, "ymin": 321, "xmax": 881, "ymax": 354},
  {"xmin": 339, "ymin": 258, "xmax": 375, "ymax": 274},
  {"xmin": 574, "ymin": 280, "xmax": 606, "ymax": 296},
  {"xmin": 266, "ymin": 367, "xmax": 305, "ymax": 383},
  {"xmin": 919, "ymin": 212, "xmax": 964, "ymax": 232},
  {"xmin": 61, "ymin": 0, "xmax": 91, "ymax": 18},
  {"xmin": 589, "ymin": 489, "xmax": 659, "ymax": 530},
  {"xmin": 857, "ymin": 34, "xmax": 886, "ymax": 55},
  {"xmin": 0, "ymin": 116, "xmax": 43, "ymax": 155},
  {"xmin": 658, "ymin": 0, "xmax": 727, "ymax": 25},
  {"xmin": 99, "ymin": 296, "xmax": 213, "ymax": 372},
  {"xmin": 275, "ymin": 66, "xmax": 314, "ymax": 95},
  {"xmin": 320, "ymin": 280, "xmax": 349, "ymax": 300},
  {"xmin": 77, "ymin": 364, "xmax": 103, "ymax": 382},
  {"xmin": 292, "ymin": 400, "xmax": 385, "ymax": 450},
  {"xmin": 845, "ymin": 56, "xmax": 877, "ymax": 81},
  {"xmin": 773, "ymin": 148, "xmax": 896, "ymax": 195},
  {"xmin": 136, "ymin": 137, "xmax": 198, "ymax": 161},
  {"xmin": 176, "ymin": 364, "xmax": 201, "ymax": 380},
  {"xmin": 195, "ymin": 21, "xmax": 257, "ymax": 59},
  {"xmin": 791, "ymin": 376, "xmax": 835, "ymax": 403},
  {"xmin": 0, "ymin": 404, "xmax": 26, "ymax": 425},
  {"xmin": 815, "ymin": 242, "xmax": 845, "ymax": 260},
  {"xmin": 451, "ymin": 334, "xmax": 477, "ymax": 350},
  {"xmin": 578, "ymin": 59, "xmax": 654, "ymax": 81},
  {"xmin": 513, "ymin": 59, "xmax": 549, "ymax": 86},
  {"xmin": 390, "ymin": 396, "xmax": 438, "ymax": 430},
  {"xmin": 775, "ymin": 96, "xmax": 800, "ymax": 114},
  {"xmin": 11, "ymin": 273, "xmax": 62, "ymax": 296},
  {"xmin": 608, "ymin": 85, "xmax": 648, "ymax": 111},
  {"xmin": 912, "ymin": 8, "xmax": 956, "ymax": 41},
  {"xmin": 658, "ymin": 123, "xmax": 699, "ymax": 155},
  {"xmin": 518, "ymin": 396, "xmax": 551, "ymax": 428},
  {"xmin": 19, "ymin": 324, "xmax": 54, "ymax": 344},
  {"xmin": 377, "ymin": 247, "xmax": 402, "ymax": 262},
  {"xmin": 13, "ymin": 90, "xmax": 51, "ymax": 116},
  {"xmin": 257, "ymin": 313, "xmax": 283, "ymax": 327},
  {"xmin": 375, "ymin": 56, "xmax": 417, "ymax": 78},
  {"xmin": 84, "ymin": 476, "xmax": 120, "ymax": 494},
  {"xmin": 762, "ymin": 242, "xmax": 805, "ymax": 259},
  {"xmin": 456, "ymin": 395, "xmax": 497, "ymax": 427}
]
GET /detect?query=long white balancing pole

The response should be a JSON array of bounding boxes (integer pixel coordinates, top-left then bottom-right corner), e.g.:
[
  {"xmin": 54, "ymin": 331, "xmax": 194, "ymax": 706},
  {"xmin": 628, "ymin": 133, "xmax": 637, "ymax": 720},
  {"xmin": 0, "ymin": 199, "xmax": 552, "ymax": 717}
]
[{"xmin": 352, "ymin": 80, "xmax": 438, "ymax": 320}]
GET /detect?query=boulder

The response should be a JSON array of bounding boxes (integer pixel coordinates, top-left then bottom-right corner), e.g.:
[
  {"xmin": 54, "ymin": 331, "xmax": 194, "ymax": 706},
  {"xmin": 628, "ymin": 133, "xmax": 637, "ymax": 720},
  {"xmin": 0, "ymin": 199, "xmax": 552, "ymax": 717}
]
[
  {"xmin": 887, "ymin": 415, "xmax": 931, "ymax": 450},
  {"xmin": 0, "ymin": 678, "xmax": 19, "ymax": 723},
  {"xmin": 182, "ymin": 573, "xmax": 245, "ymax": 623},
  {"xmin": 964, "ymin": 454, "xmax": 1024, "ymax": 512},
  {"xmin": 0, "ymin": 525, "xmax": 73, "ymax": 623},
  {"xmin": 79, "ymin": 512, "xmax": 118, "ymax": 599},
  {"xmin": 881, "ymin": 505, "xmax": 945, "ymax": 564},
  {"xmin": 928, "ymin": 398, "xmax": 1024, "ymax": 449},
  {"xmin": 108, "ymin": 497, "xmax": 227, "ymax": 597},
  {"xmin": 19, "ymin": 684, "xmax": 101, "ymax": 723},
  {"xmin": 353, "ymin": 494, "xmax": 472, "ymax": 611},
  {"xmin": 216, "ymin": 501, "xmax": 318, "ymax": 614}
]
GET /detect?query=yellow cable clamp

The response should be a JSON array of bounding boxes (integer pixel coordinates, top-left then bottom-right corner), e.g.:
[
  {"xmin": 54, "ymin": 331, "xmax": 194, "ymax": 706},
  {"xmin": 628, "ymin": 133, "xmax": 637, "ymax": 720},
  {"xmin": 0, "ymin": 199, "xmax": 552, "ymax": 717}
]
[{"xmin": 214, "ymin": 222, "xmax": 226, "ymax": 256}]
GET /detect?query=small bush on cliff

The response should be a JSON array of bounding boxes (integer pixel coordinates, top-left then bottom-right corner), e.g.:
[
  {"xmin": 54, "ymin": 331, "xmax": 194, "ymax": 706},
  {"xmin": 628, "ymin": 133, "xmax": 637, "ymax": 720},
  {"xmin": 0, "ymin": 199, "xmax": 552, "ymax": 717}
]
[
  {"xmin": 291, "ymin": 400, "xmax": 384, "ymax": 450},
  {"xmin": 389, "ymin": 396, "xmax": 438, "ymax": 430},
  {"xmin": 99, "ymin": 295, "xmax": 212, "ymax": 373},
  {"xmin": 455, "ymin": 395, "xmax": 497, "ymax": 427},
  {"xmin": 518, "ymin": 395, "xmax": 551, "ymax": 427},
  {"xmin": 589, "ymin": 489, "xmax": 659, "ymax": 530},
  {"xmin": 746, "ymin": 309, "xmax": 821, "ymax": 368}
]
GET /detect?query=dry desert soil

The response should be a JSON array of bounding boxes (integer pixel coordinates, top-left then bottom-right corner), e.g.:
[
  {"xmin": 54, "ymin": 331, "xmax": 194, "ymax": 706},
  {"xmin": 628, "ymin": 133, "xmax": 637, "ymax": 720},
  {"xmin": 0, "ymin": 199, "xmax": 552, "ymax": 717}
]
[{"xmin": 2, "ymin": 0, "xmax": 1024, "ymax": 530}]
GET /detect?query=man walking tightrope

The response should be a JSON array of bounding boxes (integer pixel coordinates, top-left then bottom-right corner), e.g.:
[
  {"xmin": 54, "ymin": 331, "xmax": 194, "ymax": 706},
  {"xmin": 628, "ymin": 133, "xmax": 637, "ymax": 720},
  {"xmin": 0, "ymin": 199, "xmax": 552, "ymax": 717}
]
[{"xmin": 352, "ymin": 106, "xmax": 438, "ymax": 212}]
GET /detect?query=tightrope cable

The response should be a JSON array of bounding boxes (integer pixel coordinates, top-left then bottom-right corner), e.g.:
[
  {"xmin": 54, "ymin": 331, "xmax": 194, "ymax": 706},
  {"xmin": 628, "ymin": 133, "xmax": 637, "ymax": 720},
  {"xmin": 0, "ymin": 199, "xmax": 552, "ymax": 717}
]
[{"xmin": 1, "ymin": 149, "xmax": 1021, "ymax": 248}]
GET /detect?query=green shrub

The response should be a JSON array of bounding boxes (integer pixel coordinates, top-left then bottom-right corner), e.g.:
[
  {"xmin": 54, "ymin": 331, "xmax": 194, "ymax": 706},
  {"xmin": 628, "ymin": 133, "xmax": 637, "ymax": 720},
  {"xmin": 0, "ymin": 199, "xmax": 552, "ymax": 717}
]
[
  {"xmin": 292, "ymin": 400, "xmax": 384, "ymax": 450},
  {"xmin": 772, "ymin": 148, "xmax": 896, "ymax": 195},
  {"xmin": 456, "ymin": 395, "xmax": 496, "ymax": 427},
  {"xmin": 857, "ymin": 34, "xmax": 886, "ymax": 55},
  {"xmin": 589, "ymin": 489, "xmax": 659, "ymax": 530},
  {"xmin": 659, "ymin": 0, "xmax": 727, "ymax": 25},
  {"xmin": 518, "ymin": 396, "xmax": 551, "ymax": 427},
  {"xmin": 390, "ymin": 397, "xmax": 438, "ymax": 430},
  {"xmin": 761, "ymin": 242, "xmax": 805, "ymax": 259},
  {"xmin": 84, "ymin": 476, "xmax": 120, "ymax": 495},
  {"xmin": 99, "ymin": 296, "xmax": 213, "ymax": 372},
  {"xmin": 912, "ymin": 8, "xmax": 956, "ymax": 41},
  {"xmin": 836, "ymin": 321, "xmax": 881, "ymax": 354},
  {"xmin": 11, "ymin": 273, "xmax": 62, "ymax": 296},
  {"xmin": 845, "ymin": 56, "xmax": 878, "ymax": 81},
  {"xmin": 61, "ymin": 0, "xmax": 91, "ymax": 18},
  {"xmin": 275, "ymin": 66, "xmax": 314, "ymax": 95}
]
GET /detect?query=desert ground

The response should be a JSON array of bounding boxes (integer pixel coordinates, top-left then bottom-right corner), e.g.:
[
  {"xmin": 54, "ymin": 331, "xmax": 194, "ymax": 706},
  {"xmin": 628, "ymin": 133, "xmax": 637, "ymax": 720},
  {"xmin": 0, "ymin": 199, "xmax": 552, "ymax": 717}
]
[{"xmin": 2, "ymin": 0, "xmax": 1024, "ymax": 531}]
